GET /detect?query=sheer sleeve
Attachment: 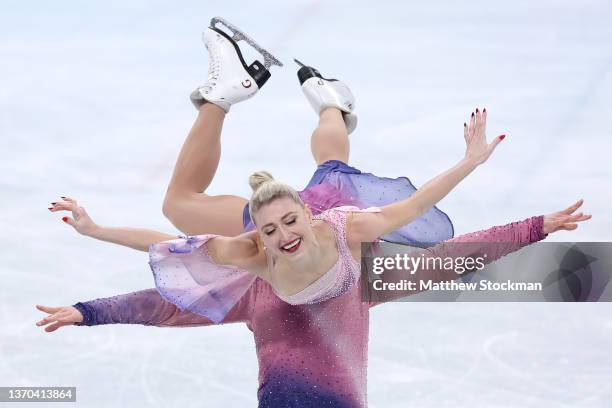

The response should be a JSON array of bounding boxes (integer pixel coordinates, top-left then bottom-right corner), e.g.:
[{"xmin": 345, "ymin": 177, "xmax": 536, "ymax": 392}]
[
  {"xmin": 72, "ymin": 284, "xmax": 256, "ymax": 328},
  {"xmin": 368, "ymin": 215, "xmax": 548, "ymax": 307},
  {"xmin": 149, "ymin": 234, "xmax": 257, "ymax": 324}
]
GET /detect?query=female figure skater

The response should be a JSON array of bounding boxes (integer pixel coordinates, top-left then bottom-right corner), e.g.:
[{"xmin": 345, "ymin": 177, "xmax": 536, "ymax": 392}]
[{"xmin": 36, "ymin": 18, "xmax": 591, "ymax": 407}]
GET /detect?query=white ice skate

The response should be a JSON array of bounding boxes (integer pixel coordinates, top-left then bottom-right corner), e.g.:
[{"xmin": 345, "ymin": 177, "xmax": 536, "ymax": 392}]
[
  {"xmin": 191, "ymin": 17, "xmax": 283, "ymax": 113},
  {"xmin": 295, "ymin": 59, "xmax": 358, "ymax": 135}
]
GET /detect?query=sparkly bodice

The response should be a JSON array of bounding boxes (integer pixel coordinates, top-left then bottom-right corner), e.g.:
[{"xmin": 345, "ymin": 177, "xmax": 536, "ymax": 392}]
[{"xmin": 269, "ymin": 206, "xmax": 380, "ymax": 305}]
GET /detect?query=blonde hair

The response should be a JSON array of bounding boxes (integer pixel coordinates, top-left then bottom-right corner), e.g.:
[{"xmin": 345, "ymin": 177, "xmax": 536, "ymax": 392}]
[{"xmin": 248, "ymin": 171, "xmax": 304, "ymax": 224}]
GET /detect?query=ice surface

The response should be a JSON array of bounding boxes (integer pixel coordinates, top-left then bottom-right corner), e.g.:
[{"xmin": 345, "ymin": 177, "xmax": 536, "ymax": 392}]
[{"xmin": 1, "ymin": 0, "xmax": 611, "ymax": 406}]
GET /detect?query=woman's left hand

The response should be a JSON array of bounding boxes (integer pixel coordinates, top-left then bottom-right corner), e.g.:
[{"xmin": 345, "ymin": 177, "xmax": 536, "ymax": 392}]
[
  {"xmin": 35, "ymin": 304, "xmax": 83, "ymax": 332},
  {"xmin": 543, "ymin": 199, "xmax": 592, "ymax": 234},
  {"xmin": 463, "ymin": 108, "xmax": 505, "ymax": 166}
]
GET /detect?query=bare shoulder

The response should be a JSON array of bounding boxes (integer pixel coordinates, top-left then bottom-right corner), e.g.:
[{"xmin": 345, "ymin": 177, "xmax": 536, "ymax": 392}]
[
  {"xmin": 346, "ymin": 210, "xmax": 381, "ymax": 247},
  {"xmin": 206, "ymin": 230, "xmax": 267, "ymax": 274}
]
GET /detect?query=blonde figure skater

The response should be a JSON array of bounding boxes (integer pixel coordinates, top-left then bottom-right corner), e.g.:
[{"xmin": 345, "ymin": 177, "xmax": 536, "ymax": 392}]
[{"xmin": 37, "ymin": 17, "xmax": 591, "ymax": 408}]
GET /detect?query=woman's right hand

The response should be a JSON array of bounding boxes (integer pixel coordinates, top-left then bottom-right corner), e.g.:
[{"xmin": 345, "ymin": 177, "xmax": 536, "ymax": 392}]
[
  {"xmin": 463, "ymin": 108, "xmax": 505, "ymax": 166},
  {"xmin": 35, "ymin": 305, "xmax": 83, "ymax": 332},
  {"xmin": 48, "ymin": 196, "xmax": 98, "ymax": 236}
]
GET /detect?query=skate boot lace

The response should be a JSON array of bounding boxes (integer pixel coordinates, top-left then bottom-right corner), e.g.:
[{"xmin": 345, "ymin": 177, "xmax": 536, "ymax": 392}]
[{"xmin": 201, "ymin": 40, "xmax": 221, "ymax": 94}]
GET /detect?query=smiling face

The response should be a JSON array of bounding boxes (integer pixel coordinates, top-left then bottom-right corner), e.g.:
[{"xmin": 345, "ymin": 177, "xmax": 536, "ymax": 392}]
[{"xmin": 254, "ymin": 196, "xmax": 315, "ymax": 261}]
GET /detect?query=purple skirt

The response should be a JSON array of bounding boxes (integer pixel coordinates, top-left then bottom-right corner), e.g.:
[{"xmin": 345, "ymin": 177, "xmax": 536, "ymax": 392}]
[{"xmin": 242, "ymin": 160, "xmax": 454, "ymax": 248}]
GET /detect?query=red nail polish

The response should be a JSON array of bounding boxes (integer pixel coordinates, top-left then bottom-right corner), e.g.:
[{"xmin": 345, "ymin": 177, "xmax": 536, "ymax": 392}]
[
  {"xmin": 483, "ymin": 108, "xmax": 486, "ymax": 113},
  {"xmin": 476, "ymin": 108, "xmax": 479, "ymax": 113},
  {"xmin": 464, "ymin": 122, "xmax": 467, "ymax": 127},
  {"xmin": 499, "ymin": 135, "xmax": 506, "ymax": 140},
  {"xmin": 48, "ymin": 207, "xmax": 53, "ymax": 211},
  {"xmin": 62, "ymin": 217, "xmax": 68, "ymax": 222},
  {"xmin": 471, "ymin": 112, "xmax": 474, "ymax": 117},
  {"xmin": 51, "ymin": 202, "xmax": 57, "ymax": 205}
]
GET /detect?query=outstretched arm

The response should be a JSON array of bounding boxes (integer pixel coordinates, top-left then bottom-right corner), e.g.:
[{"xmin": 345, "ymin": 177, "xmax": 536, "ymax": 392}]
[
  {"xmin": 349, "ymin": 108, "xmax": 504, "ymax": 243},
  {"xmin": 35, "ymin": 286, "xmax": 255, "ymax": 332},
  {"xmin": 49, "ymin": 196, "xmax": 175, "ymax": 252},
  {"xmin": 368, "ymin": 199, "xmax": 592, "ymax": 307},
  {"xmin": 49, "ymin": 197, "xmax": 263, "ymax": 270}
]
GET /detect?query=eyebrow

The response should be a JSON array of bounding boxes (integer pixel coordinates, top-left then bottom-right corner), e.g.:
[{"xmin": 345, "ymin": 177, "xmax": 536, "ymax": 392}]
[{"xmin": 261, "ymin": 212, "xmax": 297, "ymax": 229}]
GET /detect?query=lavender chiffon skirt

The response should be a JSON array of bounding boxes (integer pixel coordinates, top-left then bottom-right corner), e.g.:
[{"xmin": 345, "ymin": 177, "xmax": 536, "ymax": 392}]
[{"xmin": 150, "ymin": 160, "xmax": 454, "ymax": 323}]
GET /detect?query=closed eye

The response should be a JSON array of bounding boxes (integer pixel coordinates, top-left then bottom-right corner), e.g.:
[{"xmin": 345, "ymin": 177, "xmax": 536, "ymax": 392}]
[{"xmin": 264, "ymin": 229, "xmax": 276, "ymax": 236}]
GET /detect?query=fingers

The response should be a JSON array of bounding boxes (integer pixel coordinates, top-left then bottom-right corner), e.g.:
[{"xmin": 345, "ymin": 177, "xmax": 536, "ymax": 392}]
[
  {"xmin": 469, "ymin": 110, "xmax": 476, "ymax": 138},
  {"xmin": 47, "ymin": 203, "xmax": 78, "ymax": 227},
  {"xmin": 45, "ymin": 322, "xmax": 69, "ymax": 333},
  {"xmin": 36, "ymin": 310, "xmax": 72, "ymax": 328},
  {"xmin": 36, "ymin": 312, "xmax": 60, "ymax": 326},
  {"xmin": 47, "ymin": 197, "xmax": 83, "ymax": 228},
  {"xmin": 556, "ymin": 212, "xmax": 592, "ymax": 232},
  {"xmin": 35, "ymin": 304, "xmax": 61, "ymax": 313},
  {"xmin": 567, "ymin": 212, "xmax": 592, "ymax": 222},
  {"xmin": 482, "ymin": 108, "xmax": 487, "ymax": 132},
  {"xmin": 488, "ymin": 133, "xmax": 505, "ymax": 153},
  {"xmin": 562, "ymin": 199, "xmax": 584, "ymax": 215},
  {"xmin": 475, "ymin": 108, "xmax": 483, "ymax": 139},
  {"xmin": 466, "ymin": 107, "xmax": 486, "ymax": 141},
  {"xmin": 48, "ymin": 200, "xmax": 79, "ymax": 213},
  {"xmin": 62, "ymin": 216, "xmax": 77, "ymax": 228}
]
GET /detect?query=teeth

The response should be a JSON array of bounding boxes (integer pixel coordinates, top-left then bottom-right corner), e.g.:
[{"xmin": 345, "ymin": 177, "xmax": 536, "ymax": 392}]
[{"xmin": 282, "ymin": 238, "xmax": 301, "ymax": 250}]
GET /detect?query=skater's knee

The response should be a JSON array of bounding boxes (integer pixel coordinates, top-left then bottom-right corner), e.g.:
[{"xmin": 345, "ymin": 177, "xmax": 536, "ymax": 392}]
[
  {"xmin": 162, "ymin": 192, "xmax": 191, "ymax": 222},
  {"xmin": 312, "ymin": 143, "xmax": 349, "ymax": 166},
  {"xmin": 162, "ymin": 194, "xmax": 177, "ymax": 221}
]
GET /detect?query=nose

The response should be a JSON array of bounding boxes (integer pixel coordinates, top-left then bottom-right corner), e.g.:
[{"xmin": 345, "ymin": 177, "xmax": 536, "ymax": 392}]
[{"xmin": 278, "ymin": 226, "xmax": 291, "ymax": 243}]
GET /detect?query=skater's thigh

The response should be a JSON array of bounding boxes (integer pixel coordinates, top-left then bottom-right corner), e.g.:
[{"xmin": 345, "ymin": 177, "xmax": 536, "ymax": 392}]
[{"xmin": 164, "ymin": 194, "xmax": 248, "ymax": 236}]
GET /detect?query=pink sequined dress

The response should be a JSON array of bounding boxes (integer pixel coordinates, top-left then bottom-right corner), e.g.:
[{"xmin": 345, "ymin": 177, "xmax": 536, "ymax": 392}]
[
  {"xmin": 72, "ymin": 160, "xmax": 548, "ymax": 406},
  {"xmin": 74, "ymin": 213, "xmax": 548, "ymax": 407}
]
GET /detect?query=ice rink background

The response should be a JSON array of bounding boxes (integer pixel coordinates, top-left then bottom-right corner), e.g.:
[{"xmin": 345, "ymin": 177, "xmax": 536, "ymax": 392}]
[{"xmin": 1, "ymin": 0, "xmax": 611, "ymax": 406}]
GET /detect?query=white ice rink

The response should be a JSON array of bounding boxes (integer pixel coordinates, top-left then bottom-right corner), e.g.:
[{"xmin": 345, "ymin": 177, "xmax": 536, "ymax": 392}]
[{"xmin": 1, "ymin": 0, "xmax": 611, "ymax": 406}]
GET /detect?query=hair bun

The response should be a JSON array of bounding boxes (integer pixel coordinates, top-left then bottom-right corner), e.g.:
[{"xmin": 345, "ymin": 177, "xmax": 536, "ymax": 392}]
[{"xmin": 249, "ymin": 171, "xmax": 274, "ymax": 192}]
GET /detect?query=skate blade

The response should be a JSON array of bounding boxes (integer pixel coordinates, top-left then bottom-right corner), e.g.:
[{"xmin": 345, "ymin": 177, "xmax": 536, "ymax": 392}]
[
  {"xmin": 293, "ymin": 58, "xmax": 307, "ymax": 68},
  {"xmin": 293, "ymin": 58, "xmax": 338, "ymax": 84},
  {"xmin": 210, "ymin": 17, "xmax": 283, "ymax": 70}
]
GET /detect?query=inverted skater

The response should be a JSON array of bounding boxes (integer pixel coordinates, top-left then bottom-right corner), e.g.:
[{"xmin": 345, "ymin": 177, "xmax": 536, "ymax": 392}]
[
  {"xmin": 36, "ymin": 17, "xmax": 592, "ymax": 407},
  {"xmin": 44, "ymin": 15, "xmax": 498, "ymax": 319}
]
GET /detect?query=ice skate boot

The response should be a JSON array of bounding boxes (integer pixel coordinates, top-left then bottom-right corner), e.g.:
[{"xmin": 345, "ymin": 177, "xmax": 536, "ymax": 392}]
[
  {"xmin": 191, "ymin": 17, "xmax": 283, "ymax": 112},
  {"xmin": 294, "ymin": 58, "xmax": 357, "ymax": 134}
]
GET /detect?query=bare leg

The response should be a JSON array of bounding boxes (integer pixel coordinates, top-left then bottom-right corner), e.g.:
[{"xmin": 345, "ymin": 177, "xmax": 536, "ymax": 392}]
[
  {"xmin": 310, "ymin": 108, "xmax": 350, "ymax": 165},
  {"xmin": 162, "ymin": 103, "xmax": 248, "ymax": 236}
]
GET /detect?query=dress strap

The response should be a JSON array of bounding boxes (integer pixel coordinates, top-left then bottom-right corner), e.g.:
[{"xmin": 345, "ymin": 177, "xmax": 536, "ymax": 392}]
[{"xmin": 313, "ymin": 205, "xmax": 381, "ymax": 264}]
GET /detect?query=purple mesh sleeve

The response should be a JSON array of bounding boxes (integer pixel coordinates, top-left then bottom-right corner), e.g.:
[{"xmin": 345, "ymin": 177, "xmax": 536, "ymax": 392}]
[
  {"xmin": 368, "ymin": 215, "xmax": 548, "ymax": 307},
  {"xmin": 72, "ymin": 285, "xmax": 256, "ymax": 327}
]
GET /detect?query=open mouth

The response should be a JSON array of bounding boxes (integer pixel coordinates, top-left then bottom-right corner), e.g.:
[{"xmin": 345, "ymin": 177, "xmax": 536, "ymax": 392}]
[{"xmin": 281, "ymin": 238, "xmax": 302, "ymax": 254}]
